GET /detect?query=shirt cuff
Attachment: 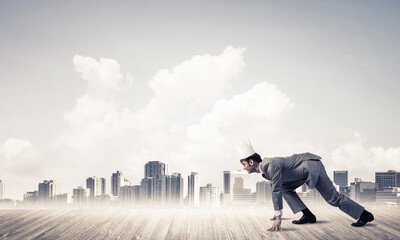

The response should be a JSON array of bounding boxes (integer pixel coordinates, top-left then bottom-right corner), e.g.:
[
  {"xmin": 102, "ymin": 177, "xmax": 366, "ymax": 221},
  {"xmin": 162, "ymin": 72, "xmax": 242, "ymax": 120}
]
[{"xmin": 275, "ymin": 210, "xmax": 282, "ymax": 216}]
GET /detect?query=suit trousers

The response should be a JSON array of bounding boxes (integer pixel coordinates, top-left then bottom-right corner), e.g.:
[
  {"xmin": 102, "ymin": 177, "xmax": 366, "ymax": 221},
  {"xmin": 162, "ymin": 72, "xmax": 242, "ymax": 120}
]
[{"xmin": 282, "ymin": 161, "xmax": 365, "ymax": 220}]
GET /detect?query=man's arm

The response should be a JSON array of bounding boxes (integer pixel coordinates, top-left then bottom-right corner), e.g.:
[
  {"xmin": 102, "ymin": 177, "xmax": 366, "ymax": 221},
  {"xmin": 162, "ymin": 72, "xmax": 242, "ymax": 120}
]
[{"xmin": 269, "ymin": 161, "xmax": 283, "ymax": 215}]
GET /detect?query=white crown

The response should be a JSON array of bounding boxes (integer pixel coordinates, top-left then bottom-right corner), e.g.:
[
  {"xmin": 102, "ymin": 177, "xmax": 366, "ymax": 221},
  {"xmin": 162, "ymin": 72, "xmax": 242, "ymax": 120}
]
[{"xmin": 236, "ymin": 139, "xmax": 256, "ymax": 159}]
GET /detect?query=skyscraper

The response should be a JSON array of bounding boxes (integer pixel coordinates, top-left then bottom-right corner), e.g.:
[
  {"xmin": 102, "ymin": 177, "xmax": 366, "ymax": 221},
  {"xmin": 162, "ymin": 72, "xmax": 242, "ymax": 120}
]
[
  {"xmin": 223, "ymin": 170, "xmax": 252, "ymax": 203},
  {"xmin": 334, "ymin": 170, "xmax": 348, "ymax": 194},
  {"xmin": 200, "ymin": 183, "xmax": 220, "ymax": 207},
  {"xmin": 140, "ymin": 177, "xmax": 153, "ymax": 203},
  {"xmin": 0, "ymin": 180, "xmax": 4, "ymax": 199},
  {"xmin": 334, "ymin": 171, "xmax": 348, "ymax": 186},
  {"xmin": 375, "ymin": 170, "xmax": 400, "ymax": 191},
  {"xmin": 38, "ymin": 180, "xmax": 60, "ymax": 204},
  {"xmin": 111, "ymin": 171, "xmax": 123, "ymax": 196},
  {"xmin": 256, "ymin": 181, "xmax": 271, "ymax": 203},
  {"xmin": 100, "ymin": 178, "xmax": 106, "ymax": 195},
  {"xmin": 188, "ymin": 172, "xmax": 200, "ymax": 207},
  {"xmin": 152, "ymin": 175, "xmax": 167, "ymax": 206},
  {"xmin": 86, "ymin": 176, "xmax": 102, "ymax": 198},
  {"xmin": 73, "ymin": 186, "xmax": 89, "ymax": 207},
  {"xmin": 145, "ymin": 161, "xmax": 166, "ymax": 178},
  {"xmin": 166, "ymin": 173, "xmax": 184, "ymax": 207}
]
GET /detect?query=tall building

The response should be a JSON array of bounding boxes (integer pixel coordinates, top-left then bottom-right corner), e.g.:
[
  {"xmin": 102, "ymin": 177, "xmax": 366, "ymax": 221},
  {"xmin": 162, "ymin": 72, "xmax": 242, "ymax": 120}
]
[
  {"xmin": 86, "ymin": 176, "xmax": 103, "ymax": 198},
  {"xmin": 23, "ymin": 191, "xmax": 39, "ymax": 203},
  {"xmin": 333, "ymin": 171, "xmax": 348, "ymax": 193},
  {"xmin": 166, "ymin": 173, "xmax": 184, "ymax": 207},
  {"xmin": 188, "ymin": 172, "xmax": 200, "ymax": 207},
  {"xmin": 375, "ymin": 170, "xmax": 400, "ymax": 191},
  {"xmin": 350, "ymin": 179, "xmax": 377, "ymax": 202},
  {"xmin": 145, "ymin": 161, "xmax": 166, "ymax": 178},
  {"xmin": 120, "ymin": 185, "xmax": 140, "ymax": 207},
  {"xmin": 256, "ymin": 181, "xmax": 271, "ymax": 203},
  {"xmin": 200, "ymin": 183, "xmax": 220, "ymax": 207},
  {"xmin": 140, "ymin": 177, "xmax": 153, "ymax": 203},
  {"xmin": 223, "ymin": 170, "xmax": 253, "ymax": 203},
  {"xmin": 152, "ymin": 175, "xmax": 167, "ymax": 206},
  {"xmin": 100, "ymin": 178, "xmax": 106, "ymax": 195},
  {"xmin": 73, "ymin": 186, "xmax": 90, "ymax": 206},
  {"xmin": 111, "ymin": 171, "xmax": 123, "ymax": 196},
  {"xmin": 0, "ymin": 180, "xmax": 4, "ymax": 199},
  {"xmin": 38, "ymin": 180, "xmax": 60, "ymax": 204}
]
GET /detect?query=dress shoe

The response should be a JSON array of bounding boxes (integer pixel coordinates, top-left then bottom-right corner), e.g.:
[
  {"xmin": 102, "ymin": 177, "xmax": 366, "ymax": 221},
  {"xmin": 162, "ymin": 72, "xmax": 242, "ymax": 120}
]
[
  {"xmin": 292, "ymin": 214, "xmax": 316, "ymax": 224},
  {"xmin": 351, "ymin": 210, "xmax": 374, "ymax": 227}
]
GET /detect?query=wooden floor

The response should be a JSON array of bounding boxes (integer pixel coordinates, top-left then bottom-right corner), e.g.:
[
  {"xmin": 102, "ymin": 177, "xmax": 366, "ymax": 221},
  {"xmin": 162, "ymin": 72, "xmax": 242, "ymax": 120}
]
[{"xmin": 0, "ymin": 205, "xmax": 398, "ymax": 240}]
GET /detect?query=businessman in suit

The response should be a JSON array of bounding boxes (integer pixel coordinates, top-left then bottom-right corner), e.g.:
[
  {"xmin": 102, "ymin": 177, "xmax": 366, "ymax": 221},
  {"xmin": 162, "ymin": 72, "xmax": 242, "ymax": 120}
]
[{"xmin": 237, "ymin": 141, "xmax": 374, "ymax": 231}]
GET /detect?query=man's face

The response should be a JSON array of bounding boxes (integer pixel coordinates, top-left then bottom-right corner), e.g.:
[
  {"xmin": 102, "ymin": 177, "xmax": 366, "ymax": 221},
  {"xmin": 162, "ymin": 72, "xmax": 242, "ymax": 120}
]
[{"xmin": 241, "ymin": 159, "xmax": 258, "ymax": 174}]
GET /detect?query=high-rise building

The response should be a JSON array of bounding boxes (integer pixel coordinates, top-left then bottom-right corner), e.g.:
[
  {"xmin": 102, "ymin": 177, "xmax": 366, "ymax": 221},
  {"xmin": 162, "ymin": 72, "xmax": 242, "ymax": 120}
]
[
  {"xmin": 188, "ymin": 172, "xmax": 200, "ymax": 207},
  {"xmin": 0, "ymin": 180, "xmax": 4, "ymax": 199},
  {"xmin": 200, "ymin": 183, "xmax": 220, "ymax": 207},
  {"xmin": 140, "ymin": 177, "xmax": 153, "ymax": 203},
  {"xmin": 120, "ymin": 185, "xmax": 140, "ymax": 207},
  {"xmin": 350, "ymin": 179, "xmax": 377, "ymax": 202},
  {"xmin": 38, "ymin": 180, "xmax": 60, "ymax": 204},
  {"xmin": 86, "ymin": 176, "xmax": 102, "ymax": 198},
  {"xmin": 256, "ymin": 181, "xmax": 271, "ymax": 203},
  {"xmin": 152, "ymin": 175, "xmax": 167, "ymax": 206},
  {"xmin": 145, "ymin": 161, "xmax": 166, "ymax": 178},
  {"xmin": 375, "ymin": 170, "xmax": 400, "ymax": 191},
  {"xmin": 333, "ymin": 170, "xmax": 348, "ymax": 186},
  {"xmin": 100, "ymin": 178, "xmax": 106, "ymax": 195},
  {"xmin": 111, "ymin": 171, "xmax": 123, "ymax": 196},
  {"xmin": 23, "ymin": 191, "xmax": 39, "ymax": 203},
  {"xmin": 166, "ymin": 173, "xmax": 184, "ymax": 207},
  {"xmin": 223, "ymin": 170, "xmax": 253, "ymax": 203},
  {"xmin": 73, "ymin": 186, "xmax": 89, "ymax": 206}
]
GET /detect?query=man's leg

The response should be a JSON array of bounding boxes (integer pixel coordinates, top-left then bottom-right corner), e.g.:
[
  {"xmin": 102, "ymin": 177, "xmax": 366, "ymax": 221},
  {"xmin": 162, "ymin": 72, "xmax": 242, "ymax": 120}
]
[
  {"xmin": 315, "ymin": 164, "xmax": 364, "ymax": 219},
  {"xmin": 282, "ymin": 182, "xmax": 307, "ymax": 214},
  {"xmin": 282, "ymin": 182, "xmax": 316, "ymax": 224}
]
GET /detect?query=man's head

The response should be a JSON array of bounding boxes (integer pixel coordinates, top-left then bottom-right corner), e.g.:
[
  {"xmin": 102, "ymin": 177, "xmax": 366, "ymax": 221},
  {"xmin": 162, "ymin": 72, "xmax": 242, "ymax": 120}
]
[{"xmin": 240, "ymin": 153, "xmax": 262, "ymax": 174}]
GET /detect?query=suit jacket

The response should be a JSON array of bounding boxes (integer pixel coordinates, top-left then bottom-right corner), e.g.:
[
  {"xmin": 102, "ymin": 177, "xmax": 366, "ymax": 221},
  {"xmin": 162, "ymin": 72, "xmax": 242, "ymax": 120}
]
[{"xmin": 259, "ymin": 152, "xmax": 322, "ymax": 211}]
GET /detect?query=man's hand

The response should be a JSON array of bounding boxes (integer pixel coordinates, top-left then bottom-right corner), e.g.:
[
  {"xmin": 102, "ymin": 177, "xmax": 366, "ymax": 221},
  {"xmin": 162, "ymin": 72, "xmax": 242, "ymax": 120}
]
[{"xmin": 268, "ymin": 215, "xmax": 282, "ymax": 231}]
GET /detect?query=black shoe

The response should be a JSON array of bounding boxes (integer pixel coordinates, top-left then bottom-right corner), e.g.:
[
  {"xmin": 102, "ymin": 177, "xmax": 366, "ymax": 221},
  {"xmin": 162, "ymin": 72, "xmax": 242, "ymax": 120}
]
[
  {"xmin": 351, "ymin": 210, "xmax": 374, "ymax": 227},
  {"xmin": 292, "ymin": 214, "xmax": 316, "ymax": 224}
]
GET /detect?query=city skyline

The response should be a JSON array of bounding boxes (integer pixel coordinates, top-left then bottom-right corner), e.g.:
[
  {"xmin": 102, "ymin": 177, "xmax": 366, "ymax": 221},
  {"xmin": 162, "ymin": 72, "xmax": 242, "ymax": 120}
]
[
  {"xmin": 1, "ymin": 160, "xmax": 398, "ymax": 203},
  {"xmin": 1, "ymin": 1, "xmax": 399, "ymax": 200}
]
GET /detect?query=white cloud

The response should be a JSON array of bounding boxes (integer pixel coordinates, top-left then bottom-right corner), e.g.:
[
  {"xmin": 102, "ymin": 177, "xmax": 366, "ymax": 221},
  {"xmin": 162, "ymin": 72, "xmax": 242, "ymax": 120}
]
[
  {"xmin": 330, "ymin": 133, "xmax": 400, "ymax": 182},
  {"xmin": 0, "ymin": 138, "xmax": 44, "ymax": 199}
]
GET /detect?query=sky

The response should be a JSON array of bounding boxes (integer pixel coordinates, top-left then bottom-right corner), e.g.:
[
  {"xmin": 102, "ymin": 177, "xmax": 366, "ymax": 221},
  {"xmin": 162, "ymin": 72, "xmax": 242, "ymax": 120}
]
[{"xmin": 0, "ymin": 0, "xmax": 399, "ymax": 200}]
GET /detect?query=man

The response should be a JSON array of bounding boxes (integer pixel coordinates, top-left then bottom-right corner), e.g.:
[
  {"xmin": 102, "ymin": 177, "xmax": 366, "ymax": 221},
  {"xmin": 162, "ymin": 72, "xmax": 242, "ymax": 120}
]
[{"xmin": 237, "ymin": 140, "xmax": 374, "ymax": 231}]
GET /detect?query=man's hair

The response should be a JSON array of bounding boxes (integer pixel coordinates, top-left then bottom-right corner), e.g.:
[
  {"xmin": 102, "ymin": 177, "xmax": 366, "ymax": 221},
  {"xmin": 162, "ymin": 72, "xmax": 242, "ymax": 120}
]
[{"xmin": 240, "ymin": 153, "xmax": 262, "ymax": 164}]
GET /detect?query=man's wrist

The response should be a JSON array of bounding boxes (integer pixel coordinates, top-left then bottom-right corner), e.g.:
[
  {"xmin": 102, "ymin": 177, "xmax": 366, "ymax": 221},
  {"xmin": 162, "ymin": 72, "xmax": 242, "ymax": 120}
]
[{"xmin": 274, "ymin": 209, "xmax": 283, "ymax": 216}]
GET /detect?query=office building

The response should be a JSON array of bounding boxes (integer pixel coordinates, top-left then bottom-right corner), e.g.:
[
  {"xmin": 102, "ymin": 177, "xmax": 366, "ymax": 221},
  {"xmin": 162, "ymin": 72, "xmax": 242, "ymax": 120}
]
[
  {"xmin": 23, "ymin": 191, "xmax": 38, "ymax": 203},
  {"xmin": 38, "ymin": 180, "xmax": 60, "ymax": 204},
  {"xmin": 140, "ymin": 177, "xmax": 153, "ymax": 203},
  {"xmin": 188, "ymin": 172, "xmax": 200, "ymax": 207},
  {"xmin": 111, "ymin": 171, "xmax": 123, "ymax": 196},
  {"xmin": 256, "ymin": 181, "xmax": 271, "ymax": 203},
  {"xmin": 375, "ymin": 170, "xmax": 400, "ymax": 191},
  {"xmin": 152, "ymin": 175, "xmax": 167, "ymax": 206},
  {"xmin": 86, "ymin": 176, "xmax": 103, "ymax": 199},
  {"xmin": 200, "ymin": 183, "xmax": 220, "ymax": 207},
  {"xmin": 120, "ymin": 185, "xmax": 140, "ymax": 206},
  {"xmin": 145, "ymin": 161, "xmax": 166, "ymax": 178},
  {"xmin": 334, "ymin": 171, "xmax": 348, "ymax": 193},
  {"xmin": 73, "ymin": 186, "xmax": 90, "ymax": 206},
  {"xmin": 223, "ymin": 170, "xmax": 253, "ymax": 203},
  {"xmin": 100, "ymin": 178, "xmax": 106, "ymax": 195},
  {"xmin": 350, "ymin": 179, "xmax": 377, "ymax": 202},
  {"xmin": 0, "ymin": 180, "xmax": 4, "ymax": 199},
  {"xmin": 166, "ymin": 173, "xmax": 184, "ymax": 207}
]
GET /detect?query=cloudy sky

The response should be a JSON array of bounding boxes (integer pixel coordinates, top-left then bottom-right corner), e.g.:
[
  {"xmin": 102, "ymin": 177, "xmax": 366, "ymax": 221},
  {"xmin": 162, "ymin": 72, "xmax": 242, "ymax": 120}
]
[{"xmin": 0, "ymin": 1, "xmax": 399, "ymax": 200}]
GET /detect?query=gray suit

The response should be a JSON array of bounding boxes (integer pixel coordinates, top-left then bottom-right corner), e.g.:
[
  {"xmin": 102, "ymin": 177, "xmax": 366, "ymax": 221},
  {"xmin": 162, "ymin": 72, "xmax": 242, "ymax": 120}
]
[{"xmin": 259, "ymin": 152, "xmax": 364, "ymax": 219}]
